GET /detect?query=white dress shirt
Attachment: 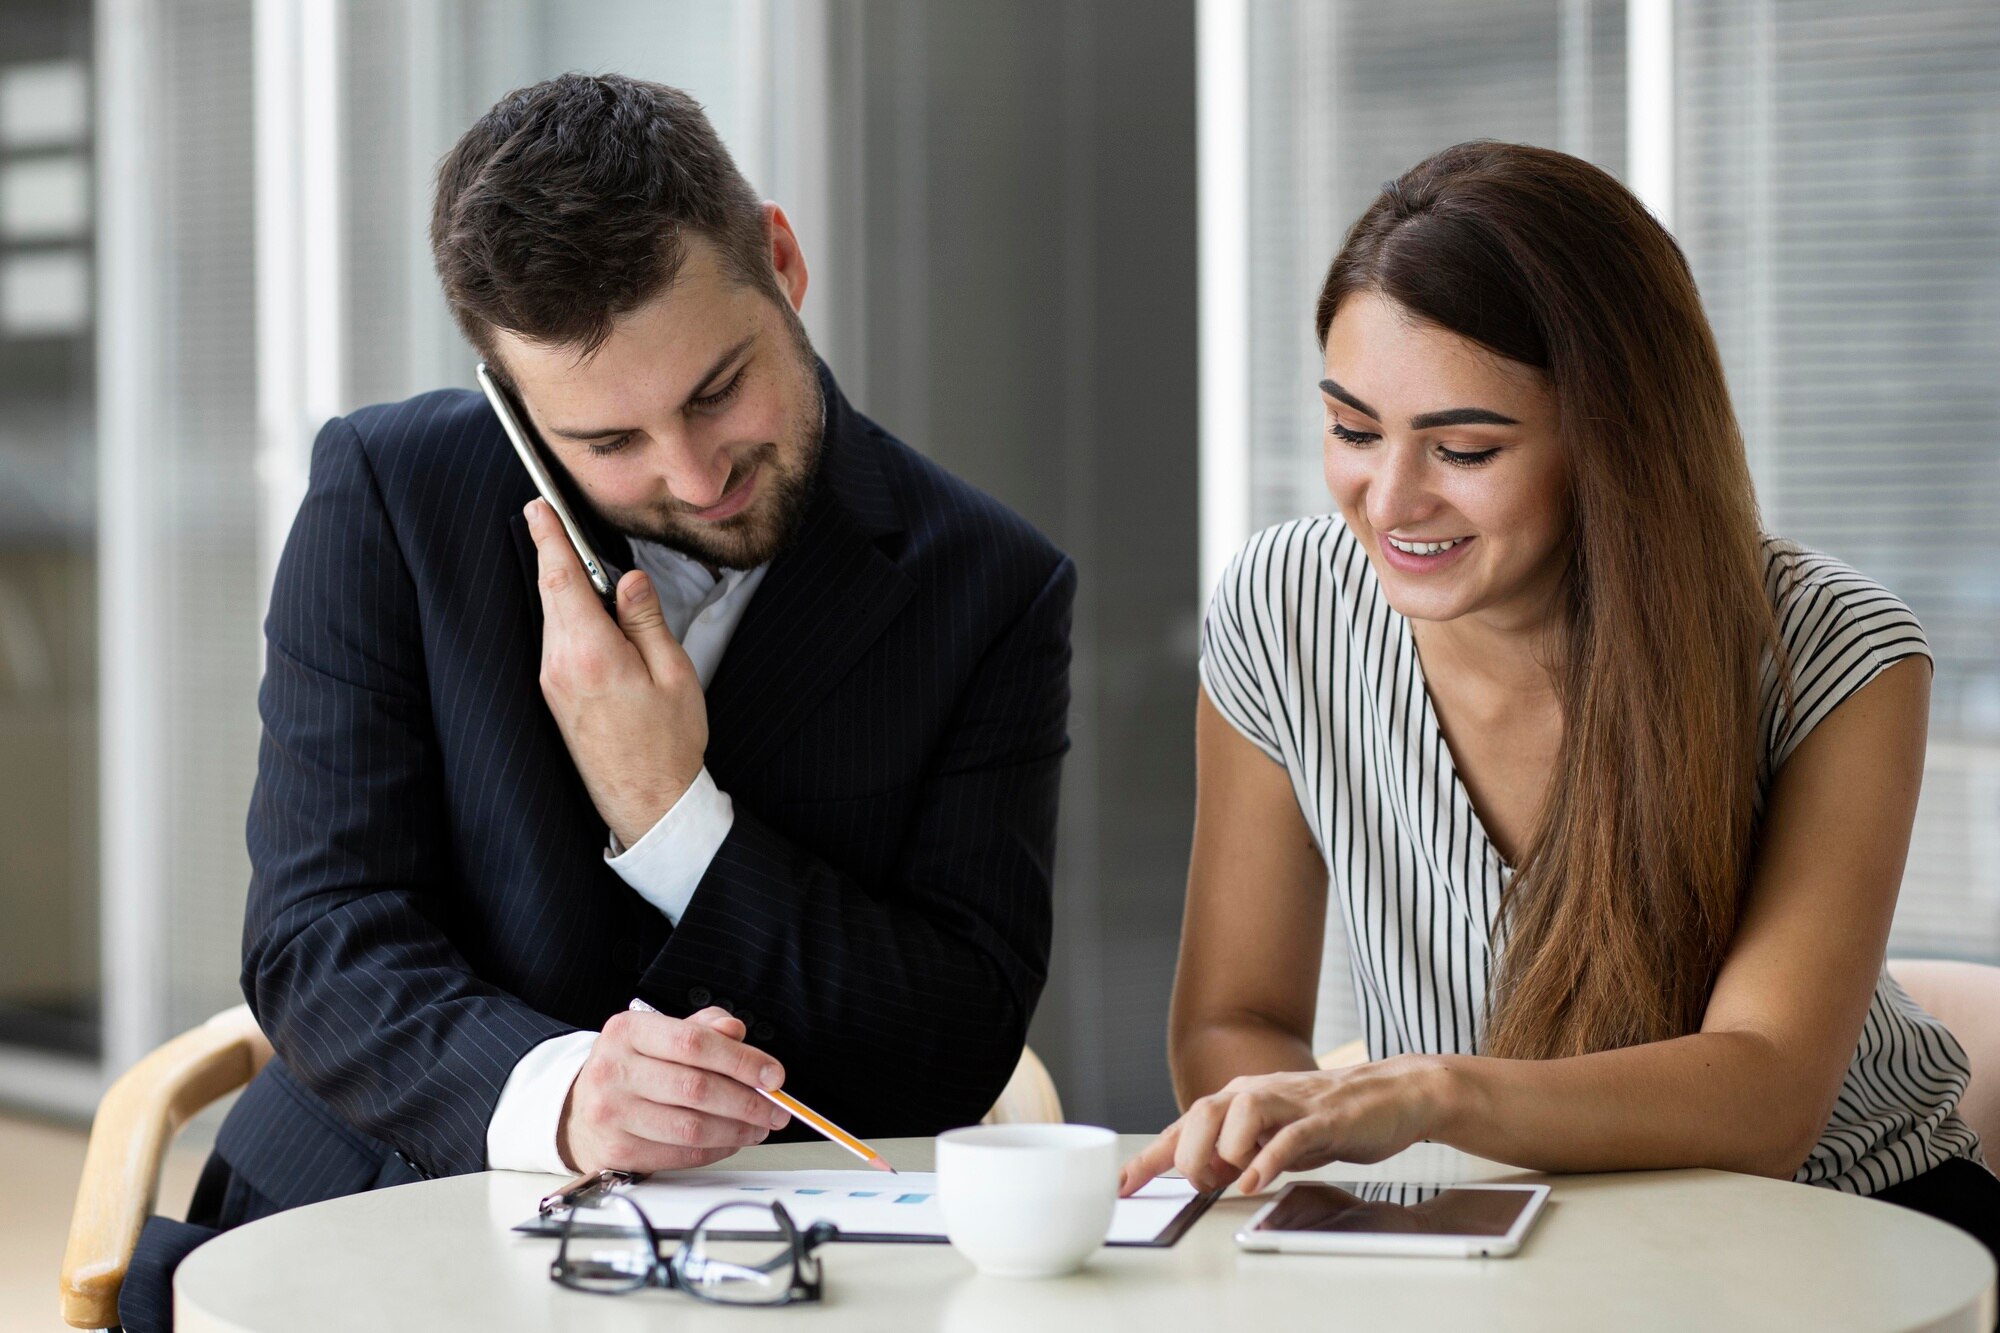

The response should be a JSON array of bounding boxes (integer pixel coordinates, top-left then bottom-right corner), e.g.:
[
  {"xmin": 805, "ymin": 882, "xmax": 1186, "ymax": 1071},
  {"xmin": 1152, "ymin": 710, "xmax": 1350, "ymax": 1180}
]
[{"xmin": 485, "ymin": 540, "xmax": 768, "ymax": 1172}]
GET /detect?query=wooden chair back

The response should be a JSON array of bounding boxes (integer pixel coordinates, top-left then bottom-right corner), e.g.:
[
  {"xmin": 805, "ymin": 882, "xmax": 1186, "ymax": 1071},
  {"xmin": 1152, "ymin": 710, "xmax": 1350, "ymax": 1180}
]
[
  {"xmin": 1889, "ymin": 958, "xmax": 2000, "ymax": 1162},
  {"xmin": 981, "ymin": 1045, "xmax": 1064, "ymax": 1124},
  {"xmin": 60, "ymin": 1005, "xmax": 272, "ymax": 1329}
]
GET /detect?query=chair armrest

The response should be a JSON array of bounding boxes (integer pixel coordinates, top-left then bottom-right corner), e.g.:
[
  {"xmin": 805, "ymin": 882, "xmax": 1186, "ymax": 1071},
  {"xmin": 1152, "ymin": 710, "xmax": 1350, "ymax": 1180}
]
[{"xmin": 60, "ymin": 1005, "xmax": 274, "ymax": 1329}]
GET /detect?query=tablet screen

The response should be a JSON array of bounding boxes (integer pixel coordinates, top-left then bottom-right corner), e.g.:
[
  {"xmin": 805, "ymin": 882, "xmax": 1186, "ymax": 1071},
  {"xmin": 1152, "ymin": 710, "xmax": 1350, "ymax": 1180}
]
[{"xmin": 1254, "ymin": 1182, "xmax": 1531, "ymax": 1237}]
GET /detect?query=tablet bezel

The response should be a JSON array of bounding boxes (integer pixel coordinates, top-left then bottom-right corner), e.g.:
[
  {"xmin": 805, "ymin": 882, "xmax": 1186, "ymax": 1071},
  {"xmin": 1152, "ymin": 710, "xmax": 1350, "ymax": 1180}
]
[{"xmin": 1233, "ymin": 1181, "xmax": 1552, "ymax": 1257}]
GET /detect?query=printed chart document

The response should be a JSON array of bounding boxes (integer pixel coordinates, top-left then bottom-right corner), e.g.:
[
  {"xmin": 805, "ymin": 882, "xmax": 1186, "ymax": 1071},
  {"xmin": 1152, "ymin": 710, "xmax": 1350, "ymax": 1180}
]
[{"xmin": 517, "ymin": 1169, "xmax": 1212, "ymax": 1247}]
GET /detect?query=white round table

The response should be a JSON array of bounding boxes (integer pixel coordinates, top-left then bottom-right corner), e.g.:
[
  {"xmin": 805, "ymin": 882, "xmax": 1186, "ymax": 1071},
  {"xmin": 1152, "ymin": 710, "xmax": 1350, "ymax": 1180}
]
[{"xmin": 176, "ymin": 1136, "xmax": 1995, "ymax": 1332}]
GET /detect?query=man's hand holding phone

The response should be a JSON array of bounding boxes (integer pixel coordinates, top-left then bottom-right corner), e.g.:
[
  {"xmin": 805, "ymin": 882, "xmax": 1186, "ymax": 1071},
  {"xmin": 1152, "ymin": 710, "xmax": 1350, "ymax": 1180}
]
[
  {"xmin": 559, "ymin": 1005, "xmax": 793, "ymax": 1174},
  {"xmin": 525, "ymin": 496, "xmax": 706, "ymax": 848}
]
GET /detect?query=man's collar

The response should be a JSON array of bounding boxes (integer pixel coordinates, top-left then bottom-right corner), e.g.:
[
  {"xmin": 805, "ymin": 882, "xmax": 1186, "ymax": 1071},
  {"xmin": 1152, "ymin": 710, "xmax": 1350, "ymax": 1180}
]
[{"xmin": 810, "ymin": 358, "xmax": 904, "ymax": 546}]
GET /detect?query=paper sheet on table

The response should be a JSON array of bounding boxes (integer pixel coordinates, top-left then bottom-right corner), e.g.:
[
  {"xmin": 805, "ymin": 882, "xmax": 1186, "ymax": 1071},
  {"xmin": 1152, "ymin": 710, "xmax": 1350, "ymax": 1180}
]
[{"xmin": 518, "ymin": 1170, "xmax": 1209, "ymax": 1247}]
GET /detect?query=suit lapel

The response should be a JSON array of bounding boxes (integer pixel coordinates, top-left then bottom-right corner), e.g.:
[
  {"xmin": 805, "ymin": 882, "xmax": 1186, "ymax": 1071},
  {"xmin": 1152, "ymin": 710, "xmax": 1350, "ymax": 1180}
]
[{"xmin": 704, "ymin": 368, "xmax": 913, "ymax": 779}]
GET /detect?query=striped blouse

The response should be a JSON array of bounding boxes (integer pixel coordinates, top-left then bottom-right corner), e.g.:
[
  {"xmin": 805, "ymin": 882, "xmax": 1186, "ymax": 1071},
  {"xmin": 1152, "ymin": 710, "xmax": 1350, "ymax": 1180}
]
[{"xmin": 1200, "ymin": 515, "xmax": 1981, "ymax": 1195}]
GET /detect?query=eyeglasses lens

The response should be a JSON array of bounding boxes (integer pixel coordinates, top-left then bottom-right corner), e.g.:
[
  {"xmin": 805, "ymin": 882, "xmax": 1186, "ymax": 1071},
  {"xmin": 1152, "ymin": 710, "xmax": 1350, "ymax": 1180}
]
[
  {"xmin": 681, "ymin": 1203, "xmax": 801, "ymax": 1305},
  {"xmin": 554, "ymin": 1195, "xmax": 656, "ymax": 1294}
]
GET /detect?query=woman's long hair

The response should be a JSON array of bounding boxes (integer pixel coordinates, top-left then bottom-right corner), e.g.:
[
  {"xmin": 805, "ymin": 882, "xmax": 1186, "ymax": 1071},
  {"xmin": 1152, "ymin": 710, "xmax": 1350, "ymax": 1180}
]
[{"xmin": 1317, "ymin": 141, "xmax": 1778, "ymax": 1060}]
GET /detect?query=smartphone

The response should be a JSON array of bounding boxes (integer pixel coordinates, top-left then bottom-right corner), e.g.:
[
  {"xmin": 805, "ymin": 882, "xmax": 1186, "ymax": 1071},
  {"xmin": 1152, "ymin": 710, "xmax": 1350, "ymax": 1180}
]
[
  {"xmin": 1235, "ymin": 1181, "xmax": 1550, "ymax": 1258},
  {"xmin": 476, "ymin": 361, "xmax": 619, "ymax": 606}
]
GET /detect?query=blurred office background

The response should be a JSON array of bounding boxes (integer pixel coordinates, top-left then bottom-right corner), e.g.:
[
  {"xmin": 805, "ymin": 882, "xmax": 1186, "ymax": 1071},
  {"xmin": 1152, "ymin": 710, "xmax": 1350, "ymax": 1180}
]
[{"xmin": 0, "ymin": 0, "xmax": 1994, "ymax": 1140}]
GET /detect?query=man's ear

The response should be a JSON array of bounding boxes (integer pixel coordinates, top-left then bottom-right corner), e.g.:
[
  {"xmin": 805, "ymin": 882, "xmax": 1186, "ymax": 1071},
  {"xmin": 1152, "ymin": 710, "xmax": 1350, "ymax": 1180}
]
[{"xmin": 763, "ymin": 201, "xmax": 810, "ymax": 313}]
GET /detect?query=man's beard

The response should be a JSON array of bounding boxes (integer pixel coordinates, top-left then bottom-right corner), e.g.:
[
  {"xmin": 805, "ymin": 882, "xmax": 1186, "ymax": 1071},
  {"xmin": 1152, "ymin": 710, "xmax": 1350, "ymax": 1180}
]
[{"xmin": 601, "ymin": 319, "xmax": 825, "ymax": 571}]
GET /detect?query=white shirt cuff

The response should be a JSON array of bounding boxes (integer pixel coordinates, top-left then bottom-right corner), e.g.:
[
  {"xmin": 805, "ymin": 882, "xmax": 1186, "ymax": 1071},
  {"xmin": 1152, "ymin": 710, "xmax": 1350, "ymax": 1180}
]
[
  {"xmin": 604, "ymin": 766, "xmax": 734, "ymax": 926},
  {"xmin": 484, "ymin": 1029, "xmax": 596, "ymax": 1173}
]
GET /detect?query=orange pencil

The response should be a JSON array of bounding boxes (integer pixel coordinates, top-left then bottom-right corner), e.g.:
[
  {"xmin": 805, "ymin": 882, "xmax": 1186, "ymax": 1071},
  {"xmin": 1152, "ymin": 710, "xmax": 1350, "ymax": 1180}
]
[
  {"xmin": 627, "ymin": 999, "xmax": 897, "ymax": 1173},
  {"xmin": 757, "ymin": 1087, "xmax": 898, "ymax": 1174}
]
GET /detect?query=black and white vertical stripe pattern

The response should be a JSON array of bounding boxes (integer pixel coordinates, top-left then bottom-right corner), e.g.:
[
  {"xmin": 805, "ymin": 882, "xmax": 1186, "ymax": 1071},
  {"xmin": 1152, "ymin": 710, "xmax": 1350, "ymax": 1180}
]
[{"xmin": 1200, "ymin": 516, "xmax": 1979, "ymax": 1196}]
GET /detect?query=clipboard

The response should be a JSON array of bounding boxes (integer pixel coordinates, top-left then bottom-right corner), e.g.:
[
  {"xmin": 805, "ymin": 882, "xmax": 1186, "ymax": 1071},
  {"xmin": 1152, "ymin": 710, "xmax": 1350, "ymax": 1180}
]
[{"xmin": 515, "ymin": 1168, "xmax": 1216, "ymax": 1248}]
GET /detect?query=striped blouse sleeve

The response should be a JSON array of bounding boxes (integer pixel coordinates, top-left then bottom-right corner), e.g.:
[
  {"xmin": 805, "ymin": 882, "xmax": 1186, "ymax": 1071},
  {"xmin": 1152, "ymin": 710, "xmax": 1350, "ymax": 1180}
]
[
  {"xmin": 1764, "ymin": 545, "xmax": 1933, "ymax": 772},
  {"xmin": 1198, "ymin": 535, "xmax": 1287, "ymax": 765}
]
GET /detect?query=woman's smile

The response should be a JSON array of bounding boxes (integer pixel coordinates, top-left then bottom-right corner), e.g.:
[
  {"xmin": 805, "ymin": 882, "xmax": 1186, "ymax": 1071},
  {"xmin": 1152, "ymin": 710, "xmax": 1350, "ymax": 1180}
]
[{"xmin": 1377, "ymin": 531, "xmax": 1476, "ymax": 574}]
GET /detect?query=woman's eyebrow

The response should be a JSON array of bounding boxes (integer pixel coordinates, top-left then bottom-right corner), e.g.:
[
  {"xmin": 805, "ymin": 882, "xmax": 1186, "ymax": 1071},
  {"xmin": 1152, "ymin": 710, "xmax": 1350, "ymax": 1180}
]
[
  {"xmin": 1407, "ymin": 406, "xmax": 1520, "ymax": 430},
  {"xmin": 1321, "ymin": 378, "xmax": 1520, "ymax": 431},
  {"xmin": 1319, "ymin": 378, "xmax": 1379, "ymax": 418}
]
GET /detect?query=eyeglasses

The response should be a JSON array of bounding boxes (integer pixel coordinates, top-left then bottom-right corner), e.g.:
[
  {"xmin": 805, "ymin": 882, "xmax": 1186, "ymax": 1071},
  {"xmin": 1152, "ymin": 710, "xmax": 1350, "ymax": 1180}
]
[{"xmin": 551, "ymin": 1193, "xmax": 837, "ymax": 1307}]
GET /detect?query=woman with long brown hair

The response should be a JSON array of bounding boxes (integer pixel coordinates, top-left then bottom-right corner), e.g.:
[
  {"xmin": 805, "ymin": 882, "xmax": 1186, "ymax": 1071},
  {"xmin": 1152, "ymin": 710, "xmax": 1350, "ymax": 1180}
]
[{"xmin": 1121, "ymin": 140, "xmax": 1998, "ymax": 1254}]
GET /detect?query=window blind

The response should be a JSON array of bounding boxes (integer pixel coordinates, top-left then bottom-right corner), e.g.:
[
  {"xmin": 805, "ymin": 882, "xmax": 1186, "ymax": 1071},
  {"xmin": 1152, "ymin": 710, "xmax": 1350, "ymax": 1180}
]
[
  {"xmin": 1678, "ymin": 0, "xmax": 2000, "ymax": 965},
  {"xmin": 153, "ymin": 0, "xmax": 265, "ymax": 1037}
]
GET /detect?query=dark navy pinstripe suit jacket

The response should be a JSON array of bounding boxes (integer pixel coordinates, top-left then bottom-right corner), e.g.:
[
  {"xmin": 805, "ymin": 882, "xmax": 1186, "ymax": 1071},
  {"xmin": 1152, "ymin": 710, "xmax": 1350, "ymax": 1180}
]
[{"xmin": 203, "ymin": 363, "xmax": 1071, "ymax": 1221}]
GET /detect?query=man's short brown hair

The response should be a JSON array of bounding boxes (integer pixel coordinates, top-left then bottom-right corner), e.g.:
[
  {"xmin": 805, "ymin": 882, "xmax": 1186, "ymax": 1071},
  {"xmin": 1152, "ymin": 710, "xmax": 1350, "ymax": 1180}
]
[{"xmin": 430, "ymin": 73, "xmax": 779, "ymax": 368}]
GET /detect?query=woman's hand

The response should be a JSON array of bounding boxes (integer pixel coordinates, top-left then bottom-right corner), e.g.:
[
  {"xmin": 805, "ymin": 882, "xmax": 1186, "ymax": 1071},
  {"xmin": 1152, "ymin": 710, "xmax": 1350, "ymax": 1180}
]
[{"xmin": 1118, "ymin": 1056, "xmax": 1456, "ymax": 1198}]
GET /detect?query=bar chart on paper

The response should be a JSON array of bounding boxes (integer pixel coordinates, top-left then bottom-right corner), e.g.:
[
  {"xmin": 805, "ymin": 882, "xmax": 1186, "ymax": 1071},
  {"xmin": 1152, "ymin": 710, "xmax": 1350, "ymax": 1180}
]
[{"xmin": 516, "ymin": 1170, "xmax": 1206, "ymax": 1245}]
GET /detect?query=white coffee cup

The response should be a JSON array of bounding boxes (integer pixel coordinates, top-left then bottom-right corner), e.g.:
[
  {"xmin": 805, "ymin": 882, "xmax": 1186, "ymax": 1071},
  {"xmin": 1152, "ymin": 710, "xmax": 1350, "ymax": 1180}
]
[{"xmin": 934, "ymin": 1124, "xmax": 1119, "ymax": 1278}]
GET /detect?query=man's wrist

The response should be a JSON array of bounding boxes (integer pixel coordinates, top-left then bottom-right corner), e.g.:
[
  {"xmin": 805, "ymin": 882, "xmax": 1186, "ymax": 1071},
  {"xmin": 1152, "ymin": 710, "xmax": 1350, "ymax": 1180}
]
[
  {"xmin": 486, "ymin": 1030, "xmax": 595, "ymax": 1174},
  {"xmin": 610, "ymin": 800, "xmax": 676, "ymax": 852},
  {"xmin": 556, "ymin": 1079, "xmax": 581, "ymax": 1173},
  {"xmin": 608, "ymin": 774, "xmax": 698, "ymax": 849},
  {"xmin": 602, "ymin": 768, "xmax": 735, "ymax": 927}
]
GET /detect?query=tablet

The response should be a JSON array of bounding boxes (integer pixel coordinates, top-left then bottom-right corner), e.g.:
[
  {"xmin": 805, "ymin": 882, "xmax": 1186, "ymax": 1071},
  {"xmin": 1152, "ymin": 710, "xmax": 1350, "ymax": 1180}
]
[{"xmin": 1235, "ymin": 1181, "xmax": 1550, "ymax": 1257}]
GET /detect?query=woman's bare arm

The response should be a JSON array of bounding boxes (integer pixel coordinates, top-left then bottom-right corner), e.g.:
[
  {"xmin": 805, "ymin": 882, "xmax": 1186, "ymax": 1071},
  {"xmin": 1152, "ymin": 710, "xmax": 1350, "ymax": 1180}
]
[
  {"xmin": 1428, "ymin": 654, "xmax": 1930, "ymax": 1178},
  {"xmin": 1167, "ymin": 687, "xmax": 1330, "ymax": 1108},
  {"xmin": 1128, "ymin": 656, "xmax": 1930, "ymax": 1193}
]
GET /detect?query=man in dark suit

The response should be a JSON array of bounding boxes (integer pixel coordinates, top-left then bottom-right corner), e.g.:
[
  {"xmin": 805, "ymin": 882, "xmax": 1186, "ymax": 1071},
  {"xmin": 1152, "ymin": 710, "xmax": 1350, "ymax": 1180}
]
[{"xmin": 120, "ymin": 72, "xmax": 1071, "ymax": 1331}]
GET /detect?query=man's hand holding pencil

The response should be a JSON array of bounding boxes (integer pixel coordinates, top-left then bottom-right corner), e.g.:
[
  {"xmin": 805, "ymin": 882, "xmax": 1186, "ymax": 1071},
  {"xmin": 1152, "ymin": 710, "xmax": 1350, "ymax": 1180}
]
[{"xmin": 557, "ymin": 1004, "xmax": 793, "ymax": 1176}]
